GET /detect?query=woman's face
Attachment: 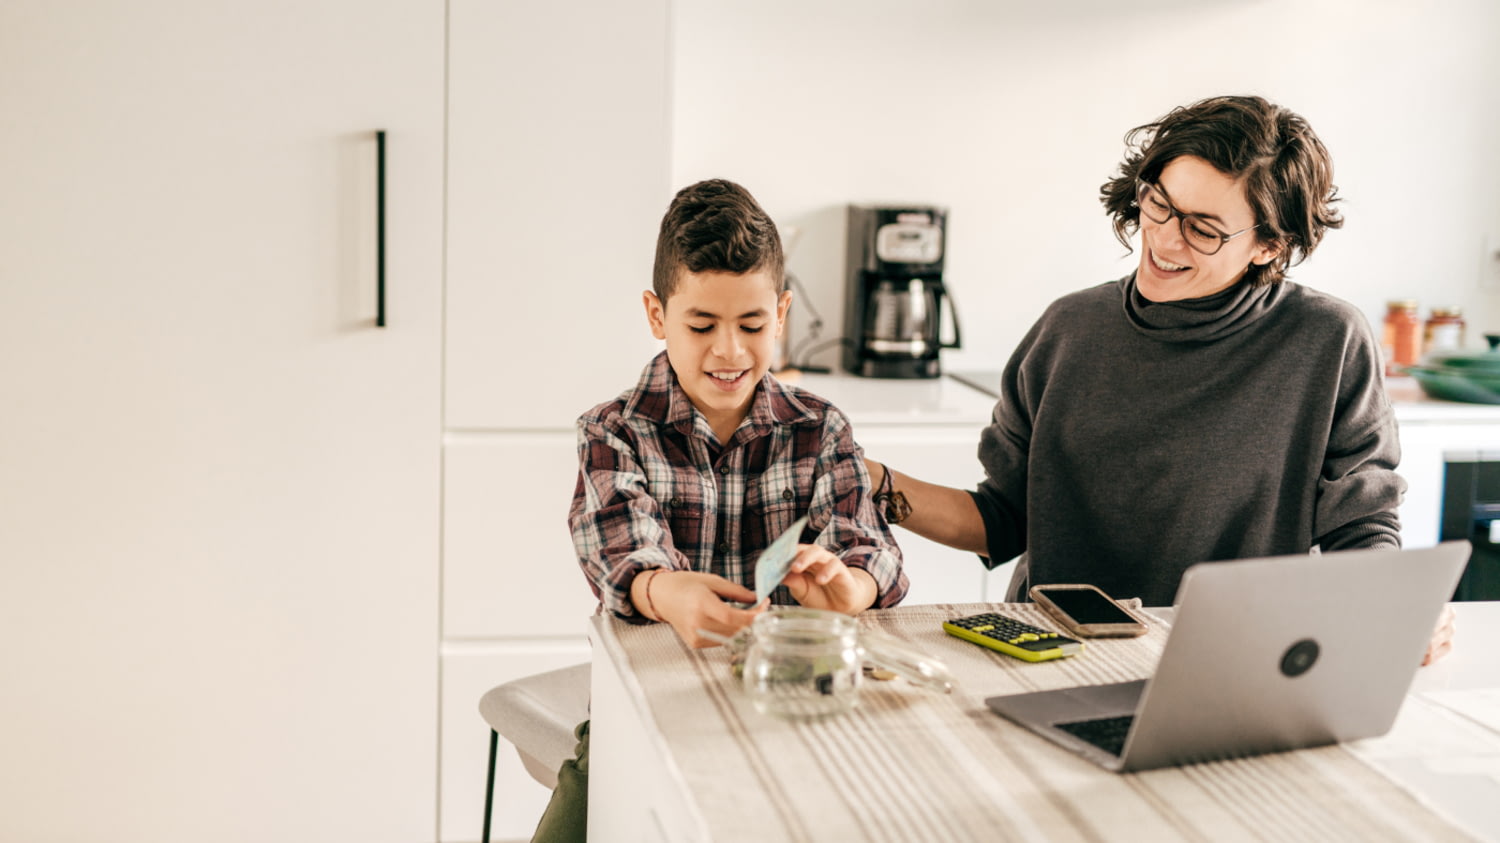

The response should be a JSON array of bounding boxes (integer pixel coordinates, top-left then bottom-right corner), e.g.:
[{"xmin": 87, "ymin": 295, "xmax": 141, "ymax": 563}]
[{"xmin": 1135, "ymin": 155, "xmax": 1280, "ymax": 303}]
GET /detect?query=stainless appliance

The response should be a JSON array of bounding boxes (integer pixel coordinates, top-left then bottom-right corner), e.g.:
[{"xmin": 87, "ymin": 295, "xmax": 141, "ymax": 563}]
[
  {"xmin": 1440, "ymin": 457, "xmax": 1500, "ymax": 599},
  {"xmin": 843, "ymin": 205, "xmax": 961, "ymax": 378}
]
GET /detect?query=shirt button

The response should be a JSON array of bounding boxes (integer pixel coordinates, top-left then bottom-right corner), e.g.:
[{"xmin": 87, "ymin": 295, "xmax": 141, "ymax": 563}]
[
  {"xmin": 669, "ymin": 497, "xmax": 681, "ymax": 507},
  {"xmin": 719, "ymin": 465, "xmax": 730, "ymax": 475},
  {"xmin": 717, "ymin": 542, "xmax": 728, "ymax": 554},
  {"xmin": 781, "ymin": 488, "xmax": 793, "ymax": 501}
]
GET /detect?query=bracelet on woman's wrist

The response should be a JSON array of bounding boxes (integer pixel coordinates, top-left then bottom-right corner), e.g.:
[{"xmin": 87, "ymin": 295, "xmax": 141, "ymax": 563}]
[{"xmin": 872, "ymin": 462, "xmax": 912, "ymax": 525}]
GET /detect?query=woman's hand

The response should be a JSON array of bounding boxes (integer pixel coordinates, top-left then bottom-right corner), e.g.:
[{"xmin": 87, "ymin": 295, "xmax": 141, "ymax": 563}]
[
  {"xmin": 643, "ymin": 570, "xmax": 765, "ymax": 649},
  {"xmin": 1421, "ymin": 604, "xmax": 1456, "ymax": 666},
  {"xmin": 782, "ymin": 544, "xmax": 877, "ymax": 615}
]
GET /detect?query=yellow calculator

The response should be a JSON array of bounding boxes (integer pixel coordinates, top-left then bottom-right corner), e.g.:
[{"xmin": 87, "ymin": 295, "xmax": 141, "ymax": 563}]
[{"xmin": 942, "ymin": 612, "xmax": 1084, "ymax": 662}]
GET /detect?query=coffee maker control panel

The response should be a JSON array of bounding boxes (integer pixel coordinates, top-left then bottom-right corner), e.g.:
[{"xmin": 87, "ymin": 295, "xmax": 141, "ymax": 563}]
[{"xmin": 875, "ymin": 218, "xmax": 943, "ymax": 264}]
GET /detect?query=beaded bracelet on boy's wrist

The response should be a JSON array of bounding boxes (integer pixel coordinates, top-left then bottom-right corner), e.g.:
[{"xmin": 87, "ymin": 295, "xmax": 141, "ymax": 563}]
[{"xmin": 872, "ymin": 462, "xmax": 912, "ymax": 525}]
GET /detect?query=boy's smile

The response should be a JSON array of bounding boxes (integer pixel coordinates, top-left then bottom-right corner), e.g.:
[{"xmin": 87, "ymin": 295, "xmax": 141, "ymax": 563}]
[{"xmin": 644, "ymin": 268, "xmax": 792, "ymax": 444}]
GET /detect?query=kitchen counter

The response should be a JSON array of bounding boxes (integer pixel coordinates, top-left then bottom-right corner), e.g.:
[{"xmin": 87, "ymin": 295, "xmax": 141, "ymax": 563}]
[
  {"xmin": 1388, "ymin": 376, "xmax": 1500, "ymax": 424},
  {"xmin": 776, "ymin": 369, "xmax": 996, "ymax": 427},
  {"xmin": 783, "ymin": 368, "xmax": 1500, "ymax": 427},
  {"xmin": 941, "ymin": 369, "xmax": 1500, "ymax": 426}
]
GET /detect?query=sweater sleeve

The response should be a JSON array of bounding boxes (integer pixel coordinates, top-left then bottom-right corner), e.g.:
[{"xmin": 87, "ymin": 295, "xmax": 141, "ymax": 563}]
[
  {"xmin": 972, "ymin": 320, "xmax": 1041, "ymax": 568},
  {"xmin": 1313, "ymin": 317, "xmax": 1405, "ymax": 551}
]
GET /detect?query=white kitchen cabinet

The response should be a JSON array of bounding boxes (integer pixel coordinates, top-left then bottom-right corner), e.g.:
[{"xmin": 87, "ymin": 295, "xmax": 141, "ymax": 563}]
[
  {"xmin": 444, "ymin": 435, "xmax": 599, "ymax": 639},
  {"xmin": 442, "ymin": 1, "xmax": 671, "ymax": 840},
  {"xmin": 0, "ymin": 3, "xmax": 442, "ymax": 842},
  {"xmin": 446, "ymin": 0, "xmax": 670, "ymax": 431},
  {"xmin": 1389, "ymin": 381, "xmax": 1500, "ymax": 547}
]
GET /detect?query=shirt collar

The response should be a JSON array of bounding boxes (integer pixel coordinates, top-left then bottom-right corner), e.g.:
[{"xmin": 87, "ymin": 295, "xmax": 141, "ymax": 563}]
[{"xmin": 623, "ymin": 351, "xmax": 818, "ymax": 439}]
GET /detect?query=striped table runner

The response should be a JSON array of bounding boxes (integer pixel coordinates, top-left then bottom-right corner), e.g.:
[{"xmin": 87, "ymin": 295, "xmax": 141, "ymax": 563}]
[{"xmin": 596, "ymin": 603, "xmax": 1475, "ymax": 842}]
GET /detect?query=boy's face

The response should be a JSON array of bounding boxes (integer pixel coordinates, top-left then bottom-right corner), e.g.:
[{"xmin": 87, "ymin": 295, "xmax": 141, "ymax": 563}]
[{"xmin": 644, "ymin": 268, "xmax": 792, "ymax": 438}]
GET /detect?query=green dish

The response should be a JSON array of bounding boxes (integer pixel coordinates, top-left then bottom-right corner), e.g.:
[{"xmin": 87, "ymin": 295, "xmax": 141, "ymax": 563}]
[
  {"xmin": 1404, "ymin": 365, "xmax": 1500, "ymax": 404},
  {"xmin": 1420, "ymin": 351, "xmax": 1500, "ymax": 373}
]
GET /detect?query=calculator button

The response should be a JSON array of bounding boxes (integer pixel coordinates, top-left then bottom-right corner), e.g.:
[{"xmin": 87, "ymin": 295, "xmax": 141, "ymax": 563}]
[{"xmin": 1016, "ymin": 633, "xmax": 1039, "ymax": 642}]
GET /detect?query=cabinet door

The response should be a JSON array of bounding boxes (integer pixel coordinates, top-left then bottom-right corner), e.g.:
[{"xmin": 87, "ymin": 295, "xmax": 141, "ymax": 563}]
[
  {"xmin": 446, "ymin": 0, "xmax": 670, "ymax": 430},
  {"xmin": 0, "ymin": 4, "xmax": 441, "ymax": 841},
  {"xmin": 444, "ymin": 435, "xmax": 601, "ymax": 638}
]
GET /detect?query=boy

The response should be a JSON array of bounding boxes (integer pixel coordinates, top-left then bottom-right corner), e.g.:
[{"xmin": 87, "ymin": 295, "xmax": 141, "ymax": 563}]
[
  {"xmin": 533, "ymin": 179, "xmax": 906, "ymax": 842},
  {"xmin": 570, "ymin": 177, "xmax": 908, "ymax": 644}
]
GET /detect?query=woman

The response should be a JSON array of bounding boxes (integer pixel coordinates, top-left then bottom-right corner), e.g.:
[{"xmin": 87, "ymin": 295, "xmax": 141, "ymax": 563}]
[{"xmin": 869, "ymin": 94, "xmax": 1455, "ymax": 661}]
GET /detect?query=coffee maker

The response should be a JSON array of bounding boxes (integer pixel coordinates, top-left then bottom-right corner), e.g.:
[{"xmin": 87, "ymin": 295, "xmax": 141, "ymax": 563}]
[{"xmin": 842, "ymin": 205, "xmax": 961, "ymax": 378}]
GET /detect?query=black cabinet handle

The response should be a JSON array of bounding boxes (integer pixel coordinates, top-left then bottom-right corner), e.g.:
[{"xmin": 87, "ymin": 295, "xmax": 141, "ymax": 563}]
[{"xmin": 376, "ymin": 129, "xmax": 387, "ymax": 328}]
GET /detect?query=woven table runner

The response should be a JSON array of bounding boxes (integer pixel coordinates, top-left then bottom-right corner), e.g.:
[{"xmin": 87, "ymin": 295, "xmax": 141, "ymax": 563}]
[{"xmin": 597, "ymin": 603, "xmax": 1476, "ymax": 843}]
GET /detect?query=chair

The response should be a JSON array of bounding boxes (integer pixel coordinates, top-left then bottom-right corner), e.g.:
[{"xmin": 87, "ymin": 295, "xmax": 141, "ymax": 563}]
[{"xmin": 479, "ymin": 662, "xmax": 592, "ymax": 843}]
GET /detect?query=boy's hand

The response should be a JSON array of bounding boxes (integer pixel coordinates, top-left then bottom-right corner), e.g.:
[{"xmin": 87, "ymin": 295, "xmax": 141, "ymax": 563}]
[
  {"xmin": 783, "ymin": 544, "xmax": 877, "ymax": 615},
  {"xmin": 651, "ymin": 570, "xmax": 766, "ymax": 649}
]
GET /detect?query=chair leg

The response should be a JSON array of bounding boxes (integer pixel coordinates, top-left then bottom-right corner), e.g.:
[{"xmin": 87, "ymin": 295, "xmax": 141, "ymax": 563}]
[{"xmin": 482, "ymin": 728, "xmax": 498, "ymax": 843}]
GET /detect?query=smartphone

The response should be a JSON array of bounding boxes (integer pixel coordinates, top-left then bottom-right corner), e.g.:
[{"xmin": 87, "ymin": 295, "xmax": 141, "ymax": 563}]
[{"xmin": 1029, "ymin": 584, "xmax": 1147, "ymax": 638}]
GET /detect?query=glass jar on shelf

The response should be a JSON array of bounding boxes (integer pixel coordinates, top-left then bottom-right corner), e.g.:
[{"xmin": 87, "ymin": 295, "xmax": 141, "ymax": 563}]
[
  {"xmin": 1382, "ymin": 299, "xmax": 1421, "ymax": 376},
  {"xmin": 1423, "ymin": 306, "xmax": 1466, "ymax": 356}
]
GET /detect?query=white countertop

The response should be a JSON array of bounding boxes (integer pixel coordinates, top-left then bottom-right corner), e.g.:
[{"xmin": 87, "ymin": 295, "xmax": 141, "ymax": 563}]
[
  {"xmin": 777, "ymin": 369, "xmax": 996, "ymax": 427},
  {"xmin": 777, "ymin": 368, "xmax": 1500, "ymax": 429},
  {"xmin": 1388, "ymin": 376, "xmax": 1500, "ymax": 424}
]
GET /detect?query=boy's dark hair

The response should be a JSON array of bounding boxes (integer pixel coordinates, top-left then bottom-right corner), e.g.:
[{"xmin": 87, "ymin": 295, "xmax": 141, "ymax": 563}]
[
  {"xmin": 652, "ymin": 179, "xmax": 785, "ymax": 303},
  {"xmin": 1099, "ymin": 95, "xmax": 1343, "ymax": 287}
]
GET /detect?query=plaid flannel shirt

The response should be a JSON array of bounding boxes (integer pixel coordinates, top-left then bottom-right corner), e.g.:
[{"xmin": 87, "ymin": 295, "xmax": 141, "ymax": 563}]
[{"xmin": 569, "ymin": 352, "xmax": 908, "ymax": 622}]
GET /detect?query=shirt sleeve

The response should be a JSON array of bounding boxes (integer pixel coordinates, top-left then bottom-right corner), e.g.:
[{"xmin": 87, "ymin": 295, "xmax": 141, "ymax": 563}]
[
  {"xmin": 568, "ymin": 418, "xmax": 688, "ymax": 623},
  {"xmin": 808, "ymin": 411, "xmax": 910, "ymax": 608},
  {"xmin": 1314, "ymin": 323, "xmax": 1405, "ymax": 551}
]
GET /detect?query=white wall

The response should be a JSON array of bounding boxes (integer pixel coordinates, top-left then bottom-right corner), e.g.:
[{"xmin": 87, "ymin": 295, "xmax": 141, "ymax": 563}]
[{"xmin": 673, "ymin": 0, "xmax": 1500, "ymax": 373}]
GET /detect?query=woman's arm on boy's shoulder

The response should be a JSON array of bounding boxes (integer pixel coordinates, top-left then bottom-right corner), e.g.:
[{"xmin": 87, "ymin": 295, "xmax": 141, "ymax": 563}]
[{"xmin": 863, "ymin": 461, "xmax": 989, "ymax": 556}]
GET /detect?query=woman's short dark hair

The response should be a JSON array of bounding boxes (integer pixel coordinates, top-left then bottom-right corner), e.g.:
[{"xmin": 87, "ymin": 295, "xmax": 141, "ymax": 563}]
[
  {"xmin": 1099, "ymin": 95, "xmax": 1343, "ymax": 286},
  {"xmin": 653, "ymin": 179, "xmax": 785, "ymax": 303}
]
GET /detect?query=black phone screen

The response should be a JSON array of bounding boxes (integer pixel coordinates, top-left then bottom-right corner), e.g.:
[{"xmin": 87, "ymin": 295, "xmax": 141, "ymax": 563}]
[{"xmin": 1037, "ymin": 587, "xmax": 1137, "ymax": 625}]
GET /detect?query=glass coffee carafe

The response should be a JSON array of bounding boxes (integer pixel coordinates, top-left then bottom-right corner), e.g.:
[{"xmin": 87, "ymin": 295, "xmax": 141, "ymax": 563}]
[{"xmin": 863, "ymin": 277, "xmax": 960, "ymax": 362}]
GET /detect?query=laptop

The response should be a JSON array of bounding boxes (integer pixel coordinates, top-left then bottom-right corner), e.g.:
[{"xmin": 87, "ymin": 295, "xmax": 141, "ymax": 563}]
[{"xmin": 984, "ymin": 541, "xmax": 1471, "ymax": 773}]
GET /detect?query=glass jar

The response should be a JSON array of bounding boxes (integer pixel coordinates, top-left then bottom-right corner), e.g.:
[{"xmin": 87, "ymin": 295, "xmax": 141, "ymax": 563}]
[
  {"xmin": 1424, "ymin": 306, "xmax": 1466, "ymax": 356},
  {"xmin": 742, "ymin": 607, "xmax": 863, "ymax": 721},
  {"xmin": 1382, "ymin": 299, "xmax": 1422, "ymax": 376},
  {"xmin": 736, "ymin": 607, "xmax": 956, "ymax": 721}
]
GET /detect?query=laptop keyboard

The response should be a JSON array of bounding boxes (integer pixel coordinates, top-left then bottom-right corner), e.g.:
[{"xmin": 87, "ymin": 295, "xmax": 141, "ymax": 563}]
[{"xmin": 1056, "ymin": 715, "xmax": 1135, "ymax": 757}]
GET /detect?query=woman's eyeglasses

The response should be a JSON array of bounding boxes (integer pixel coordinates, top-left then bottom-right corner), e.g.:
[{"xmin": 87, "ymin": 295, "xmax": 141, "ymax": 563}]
[{"xmin": 1135, "ymin": 180, "xmax": 1258, "ymax": 256}]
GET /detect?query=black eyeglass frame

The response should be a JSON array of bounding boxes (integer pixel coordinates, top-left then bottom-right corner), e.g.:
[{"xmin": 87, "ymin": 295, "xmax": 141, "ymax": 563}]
[{"xmin": 1134, "ymin": 180, "xmax": 1259, "ymax": 256}]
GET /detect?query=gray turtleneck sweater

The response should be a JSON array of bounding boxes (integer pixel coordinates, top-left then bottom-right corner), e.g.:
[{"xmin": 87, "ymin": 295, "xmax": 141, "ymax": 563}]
[{"xmin": 973, "ymin": 273, "xmax": 1404, "ymax": 607}]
